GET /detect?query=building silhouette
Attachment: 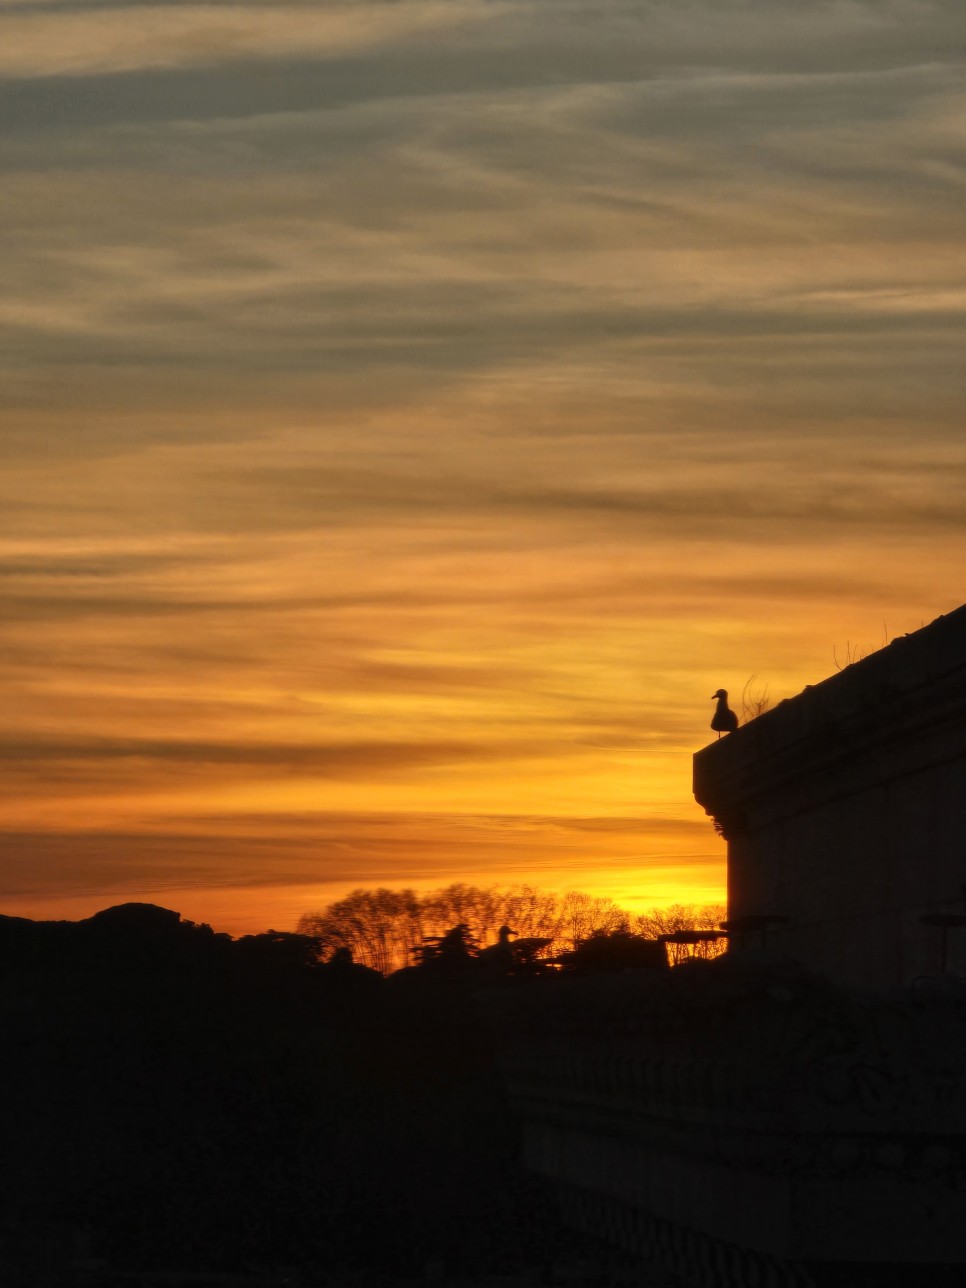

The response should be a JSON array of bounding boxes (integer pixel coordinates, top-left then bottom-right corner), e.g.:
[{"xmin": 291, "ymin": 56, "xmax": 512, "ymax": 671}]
[
  {"xmin": 489, "ymin": 605, "xmax": 966, "ymax": 1286},
  {"xmin": 695, "ymin": 603, "xmax": 966, "ymax": 988}
]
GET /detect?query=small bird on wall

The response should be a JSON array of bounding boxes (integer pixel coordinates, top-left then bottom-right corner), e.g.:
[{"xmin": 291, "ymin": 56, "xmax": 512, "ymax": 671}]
[{"xmin": 711, "ymin": 689, "xmax": 739, "ymax": 737}]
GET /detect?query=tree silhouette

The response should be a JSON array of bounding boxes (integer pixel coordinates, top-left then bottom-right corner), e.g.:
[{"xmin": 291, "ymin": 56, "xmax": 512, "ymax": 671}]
[
  {"xmin": 299, "ymin": 884, "xmax": 714, "ymax": 974},
  {"xmin": 297, "ymin": 886, "xmax": 424, "ymax": 974},
  {"xmin": 411, "ymin": 922, "xmax": 480, "ymax": 969},
  {"xmin": 635, "ymin": 903, "xmax": 728, "ymax": 964}
]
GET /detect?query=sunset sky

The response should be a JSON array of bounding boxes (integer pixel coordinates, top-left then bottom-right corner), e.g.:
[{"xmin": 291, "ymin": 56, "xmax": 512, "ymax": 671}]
[{"xmin": 2, "ymin": 0, "xmax": 964, "ymax": 935}]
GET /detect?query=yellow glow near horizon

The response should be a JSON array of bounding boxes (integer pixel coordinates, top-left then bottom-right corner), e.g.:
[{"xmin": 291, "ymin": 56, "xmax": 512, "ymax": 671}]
[{"xmin": 2, "ymin": 0, "xmax": 965, "ymax": 936}]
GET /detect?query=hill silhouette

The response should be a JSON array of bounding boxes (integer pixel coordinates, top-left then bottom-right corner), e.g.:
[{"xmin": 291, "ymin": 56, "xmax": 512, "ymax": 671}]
[{"xmin": 0, "ymin": 903, "xmax": 629, "ymax": 1285}]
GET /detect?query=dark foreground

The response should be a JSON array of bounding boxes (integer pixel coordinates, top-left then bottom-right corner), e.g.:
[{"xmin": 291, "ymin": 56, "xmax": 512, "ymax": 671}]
[{"xmin": 0, "ymin": 904, "xmax": 640, "ymax": 1287}]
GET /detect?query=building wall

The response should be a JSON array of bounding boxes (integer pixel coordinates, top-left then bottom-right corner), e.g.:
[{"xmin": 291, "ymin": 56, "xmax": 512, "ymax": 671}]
[
  {"xmin": 694, "ymin": 605, "xmax": 966, "ymax": 990},
  {"xmin": 485, "ymin": 967, "xmax": 966, "ymax": 1284}
]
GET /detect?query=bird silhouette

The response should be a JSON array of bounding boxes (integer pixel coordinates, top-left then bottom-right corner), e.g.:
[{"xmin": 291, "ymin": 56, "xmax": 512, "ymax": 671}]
[{"xmin": 710, "ymin": 688, "xmax": 738, "ymax": 737}]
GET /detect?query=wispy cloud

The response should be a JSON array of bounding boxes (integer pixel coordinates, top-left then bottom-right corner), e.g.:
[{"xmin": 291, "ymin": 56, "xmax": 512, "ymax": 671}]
[
  {"xmin": 1, "ymin": 0, "xmax": 964, "ymax": 929},
  {"xmin": 0, "ymin": 2, "xmax": 503, "ymax": 79}
]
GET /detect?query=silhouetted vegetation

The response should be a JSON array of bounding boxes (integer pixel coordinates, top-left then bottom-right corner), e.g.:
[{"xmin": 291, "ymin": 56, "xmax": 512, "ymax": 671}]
[
  {"xmin": 298, "ymin": 881, "xmax": 724, "ymax": 974},
  {"xmin": 740, "ymin": 673, "xmax": 771, "ymax": 722},
  {"xmin": 832, "ymin": 621, "xmax": 892, "ymax": 672},
  {"xmin": 635, "ymin": 903, "xmax": 729, "ymax": 964},
  {"xmin": 3, "ymin": 892, "xmax": 954, "ymax": 1286},
  {"xmin": 0, "ymin": 900, "xmax": 658, "ymax": 1285}
]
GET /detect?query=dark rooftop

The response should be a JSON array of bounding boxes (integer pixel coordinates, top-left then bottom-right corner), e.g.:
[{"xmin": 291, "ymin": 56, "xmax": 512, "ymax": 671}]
[{"xmin": 694, "ymin": 602, "xmax": 966, "ymax": 824}]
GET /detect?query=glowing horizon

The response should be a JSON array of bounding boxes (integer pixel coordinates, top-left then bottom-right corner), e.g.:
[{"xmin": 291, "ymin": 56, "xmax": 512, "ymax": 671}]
[{"xmin": 2, "ymin": 0, "xmax": 964, "ymax": 937}]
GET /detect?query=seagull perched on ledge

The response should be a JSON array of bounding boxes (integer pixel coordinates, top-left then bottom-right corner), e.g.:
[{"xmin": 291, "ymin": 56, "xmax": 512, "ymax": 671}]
[{"xmin": 710, "ymin": 688, "xmax": 739, "ymax": 737}]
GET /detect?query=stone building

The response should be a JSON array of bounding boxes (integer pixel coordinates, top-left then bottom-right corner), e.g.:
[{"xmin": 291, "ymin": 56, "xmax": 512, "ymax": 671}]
[
  {"xmin": 694, "ymin": 603, "xmax": 966, "ymax": 990},
  {"xmin": 487, "ymin": 963, "xmax": 966, "ymax": 1286},
  {"xmin": 488, "ymin": 606, "xmax": 966, "ymax": 1285}
]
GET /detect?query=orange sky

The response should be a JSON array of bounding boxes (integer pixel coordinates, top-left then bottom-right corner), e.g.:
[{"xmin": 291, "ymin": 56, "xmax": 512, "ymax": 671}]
[{"xmin": 2, "ymin": 1, "xmax": 964, "ymax": 935}]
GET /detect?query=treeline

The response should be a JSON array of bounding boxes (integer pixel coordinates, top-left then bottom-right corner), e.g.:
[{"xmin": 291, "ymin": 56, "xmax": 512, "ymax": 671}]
[
  {"xmin": 297, "ymin": 883, "xmax": 726, "ymax": 974},
  {"xmin": 0, "ymin": 897, "xmax": 725, "ymax": 1277},
  {"xmin": 0, "ymin": 901, "xmax": 578, "ymax": 1280}
]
